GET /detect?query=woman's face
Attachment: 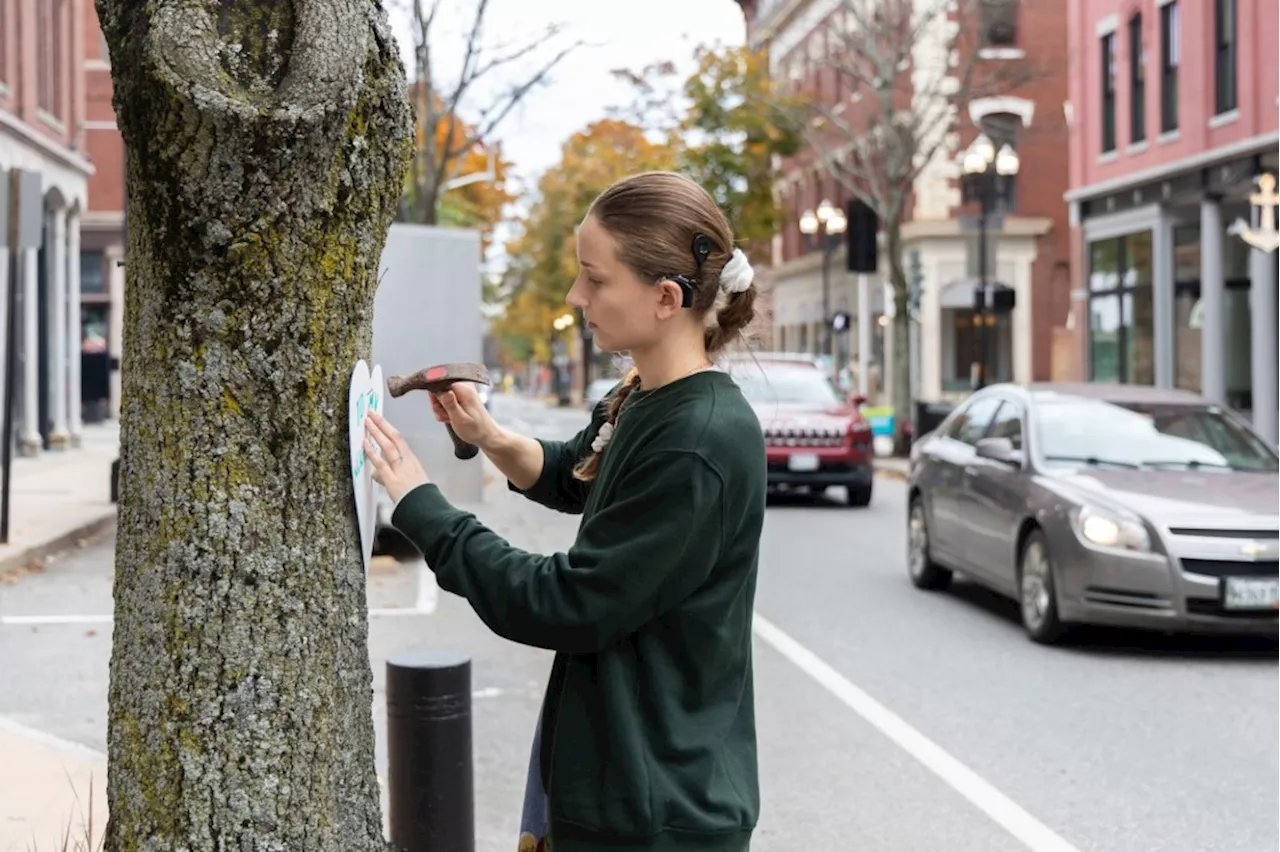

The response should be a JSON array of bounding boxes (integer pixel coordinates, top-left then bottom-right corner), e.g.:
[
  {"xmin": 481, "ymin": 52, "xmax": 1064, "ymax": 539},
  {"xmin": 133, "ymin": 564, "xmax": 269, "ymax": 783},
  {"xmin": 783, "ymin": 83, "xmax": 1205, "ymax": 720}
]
[{"xmin": 565, "ymin": 215, "xmax": 684, "ymax": 354}]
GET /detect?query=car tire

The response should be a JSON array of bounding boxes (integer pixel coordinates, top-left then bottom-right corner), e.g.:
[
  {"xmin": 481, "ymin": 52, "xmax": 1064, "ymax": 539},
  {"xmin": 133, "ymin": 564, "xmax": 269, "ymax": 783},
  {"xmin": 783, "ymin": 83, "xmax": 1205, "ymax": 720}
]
[
  {"xmin": 847, "ymin": 485, "xmax": 873, "ymax": 507},
  {"xmin": 1018, "ymin": 528, "xmax": 1065, "ymax": 644},
  {"xmin": 907, "ymin": 497, "xmax": 952, "ymax": 590}
]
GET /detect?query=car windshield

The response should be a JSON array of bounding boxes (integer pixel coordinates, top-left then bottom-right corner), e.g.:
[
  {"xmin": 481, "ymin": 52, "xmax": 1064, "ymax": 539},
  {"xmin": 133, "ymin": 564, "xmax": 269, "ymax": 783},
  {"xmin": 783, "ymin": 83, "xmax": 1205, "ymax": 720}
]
[
  {"xmin": 728, "ymin": 364, "xmax": 844, "ymax": 406},
  {"xmin": 1034, "ymin": 397, "xmax": 1278, "ymax": 472}
]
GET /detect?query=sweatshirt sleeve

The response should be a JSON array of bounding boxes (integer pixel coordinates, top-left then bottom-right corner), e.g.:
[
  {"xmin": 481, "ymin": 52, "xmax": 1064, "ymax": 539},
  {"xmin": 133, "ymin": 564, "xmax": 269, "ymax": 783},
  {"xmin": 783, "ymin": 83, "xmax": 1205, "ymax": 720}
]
[
  {"xmin": 392, "ymin": 450, "xmax": 725, "ymax": 654},
  {"xmin": 505, "ymin": 401, "xmax": 608, "ymax": 515}
]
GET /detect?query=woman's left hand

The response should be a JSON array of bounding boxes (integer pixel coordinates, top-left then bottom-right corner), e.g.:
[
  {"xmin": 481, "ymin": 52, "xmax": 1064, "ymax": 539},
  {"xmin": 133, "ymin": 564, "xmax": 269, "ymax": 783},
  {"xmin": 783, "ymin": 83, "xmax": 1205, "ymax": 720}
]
[{"xmin": 364, "ymin": 410, "xmax": 430, "ymax": 504}]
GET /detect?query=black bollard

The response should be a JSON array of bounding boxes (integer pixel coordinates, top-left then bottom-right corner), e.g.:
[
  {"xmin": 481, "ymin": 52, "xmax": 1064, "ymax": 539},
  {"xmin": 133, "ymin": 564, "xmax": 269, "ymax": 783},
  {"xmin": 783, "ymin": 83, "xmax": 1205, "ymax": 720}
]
[{"xmin": 386, "ymin": 650, "xmax": 475, "ymax": 852}]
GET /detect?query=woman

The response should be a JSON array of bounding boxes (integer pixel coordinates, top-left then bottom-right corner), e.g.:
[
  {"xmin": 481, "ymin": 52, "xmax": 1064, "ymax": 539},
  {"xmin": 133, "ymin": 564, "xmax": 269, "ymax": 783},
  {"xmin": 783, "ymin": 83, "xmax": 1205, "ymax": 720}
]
[{"xmin": 365, "ymin": 171, "xmax": 767, "ymax": 852}]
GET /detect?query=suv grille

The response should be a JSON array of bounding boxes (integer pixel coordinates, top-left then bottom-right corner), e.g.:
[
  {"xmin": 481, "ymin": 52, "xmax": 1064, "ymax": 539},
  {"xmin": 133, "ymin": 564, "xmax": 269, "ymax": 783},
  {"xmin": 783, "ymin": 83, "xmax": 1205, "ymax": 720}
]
[{"xmin": 764, "ymin": 427, "xmax": 846, "ymax": 448}]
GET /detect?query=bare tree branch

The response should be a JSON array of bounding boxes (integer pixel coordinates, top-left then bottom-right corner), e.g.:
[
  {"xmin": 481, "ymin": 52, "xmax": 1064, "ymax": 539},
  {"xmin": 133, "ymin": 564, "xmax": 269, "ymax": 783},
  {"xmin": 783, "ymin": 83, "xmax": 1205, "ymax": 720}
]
[
  {"xmin": 404, "ymin": 0, "xmax": 582, "ymax": 224},
  {"xmin": 782, "ymin": 0, "xmax": 1055, "ymax": 437}
]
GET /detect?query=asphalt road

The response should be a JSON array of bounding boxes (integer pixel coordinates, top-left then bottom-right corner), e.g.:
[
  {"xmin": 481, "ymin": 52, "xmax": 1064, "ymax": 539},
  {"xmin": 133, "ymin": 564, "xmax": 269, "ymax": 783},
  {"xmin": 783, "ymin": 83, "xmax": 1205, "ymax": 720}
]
[{"xmin": 1, "ymin": 392, "xmax": 1275, "ymax": 852}]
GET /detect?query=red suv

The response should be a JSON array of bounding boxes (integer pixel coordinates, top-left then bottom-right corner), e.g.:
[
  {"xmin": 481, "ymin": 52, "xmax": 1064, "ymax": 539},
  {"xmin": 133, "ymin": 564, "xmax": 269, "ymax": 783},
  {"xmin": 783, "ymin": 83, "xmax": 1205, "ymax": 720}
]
[{"xmin": 726, "ymin": 357, "xmax": 875, "ymax": 507}]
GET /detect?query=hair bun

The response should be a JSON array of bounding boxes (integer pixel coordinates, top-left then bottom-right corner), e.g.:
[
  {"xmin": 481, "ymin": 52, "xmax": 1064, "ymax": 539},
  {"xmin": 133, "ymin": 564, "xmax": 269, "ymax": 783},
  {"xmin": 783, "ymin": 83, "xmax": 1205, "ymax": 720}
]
[{"xmin": 719, "ymin": 249, "xmax": 754, "ymax": 294}]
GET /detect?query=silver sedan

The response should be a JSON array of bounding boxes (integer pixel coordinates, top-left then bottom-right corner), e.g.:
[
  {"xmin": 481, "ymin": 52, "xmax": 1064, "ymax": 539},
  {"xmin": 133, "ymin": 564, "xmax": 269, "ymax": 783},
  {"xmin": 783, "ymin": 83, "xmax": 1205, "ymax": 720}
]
[{"xmin": 906, "ymin": 383, "xmax": 1279, "ymax": 643}]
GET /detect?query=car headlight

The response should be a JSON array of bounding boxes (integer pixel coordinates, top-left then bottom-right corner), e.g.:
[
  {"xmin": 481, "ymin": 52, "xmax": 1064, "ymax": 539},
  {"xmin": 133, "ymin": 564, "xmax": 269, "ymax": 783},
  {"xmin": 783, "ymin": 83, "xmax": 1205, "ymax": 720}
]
[{"xmin": 1072, "ymin": 505, "xmax": 1152, "ymax": 553}]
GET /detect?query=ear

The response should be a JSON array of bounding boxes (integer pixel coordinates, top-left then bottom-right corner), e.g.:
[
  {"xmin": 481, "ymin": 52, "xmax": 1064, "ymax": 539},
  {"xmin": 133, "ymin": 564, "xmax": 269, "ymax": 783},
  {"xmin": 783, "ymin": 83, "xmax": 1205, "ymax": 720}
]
[{"xmin": 654, "ymin": 279, "xmax": 686, "ymax": 318}]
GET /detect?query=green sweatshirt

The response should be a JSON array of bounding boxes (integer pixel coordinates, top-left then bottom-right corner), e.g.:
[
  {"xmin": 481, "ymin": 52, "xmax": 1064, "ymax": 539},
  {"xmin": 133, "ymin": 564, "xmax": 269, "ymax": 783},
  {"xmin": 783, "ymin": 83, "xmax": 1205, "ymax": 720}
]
[{"xmin": 392, "ymin": 369, "xmax": 766, "ymax": 851}]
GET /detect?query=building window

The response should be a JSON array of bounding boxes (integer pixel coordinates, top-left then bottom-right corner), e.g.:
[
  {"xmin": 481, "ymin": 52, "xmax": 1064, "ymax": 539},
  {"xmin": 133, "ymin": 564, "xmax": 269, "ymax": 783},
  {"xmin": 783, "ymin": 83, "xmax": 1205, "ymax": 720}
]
[
  {"xmin": 947, "ymin": 310, "xmax": 1013, "ymax": 389},
  {"xmin": 1100, "ymin": 33, "xmax": 1117, "ymax": 153},
  {"xmin": 1173, "ymin": 223, "xmax": 1256, "ymax": 408},
  {"xmin": 0, "ymin": 0, "xmax": 8, "ymax": 89},
  {"xmin": 1129, "ymin": 13, "xmax": 1145, "ymax": 144},
  {"xmin": 1088, "ymin": 233, "xmax": 1154, "ymax": 385},
  {"xmin": 980, "ymin": 0, "xmax": 1018, "ymax": 47},
  {"xmin": 81, "ymin": 252, "xmax": 106, "ymax": 294},
  {"xmin": 37, "ymin": 0, "xmax": 65, "ymax": 118},
  {"xmin": 1160, "ymin": 1, "xmax": 1179, "ymax": 133},
  {"xmin": 1214, "ymin": 0, "xmax": 1237, "ymax": 114}
]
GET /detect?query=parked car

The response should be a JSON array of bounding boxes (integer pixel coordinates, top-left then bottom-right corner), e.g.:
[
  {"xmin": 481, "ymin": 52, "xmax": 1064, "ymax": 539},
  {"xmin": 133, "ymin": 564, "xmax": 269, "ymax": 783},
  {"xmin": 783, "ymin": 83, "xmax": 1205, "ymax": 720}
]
[
  {"xmin": 724, "ymin": 358, "xmax": 875, "ymax": 506},
  {"xmin": 907, "ymin": 383, "xmax": 1279, "ymax": 643}
]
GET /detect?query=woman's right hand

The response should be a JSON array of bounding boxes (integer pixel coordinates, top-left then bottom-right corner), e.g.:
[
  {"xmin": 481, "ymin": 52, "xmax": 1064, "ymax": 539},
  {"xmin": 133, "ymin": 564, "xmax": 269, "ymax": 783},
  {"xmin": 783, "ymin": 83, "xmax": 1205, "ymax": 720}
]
[{"xmin": 430, "ymin": 384, "xmax": 500, "ymax": 449}]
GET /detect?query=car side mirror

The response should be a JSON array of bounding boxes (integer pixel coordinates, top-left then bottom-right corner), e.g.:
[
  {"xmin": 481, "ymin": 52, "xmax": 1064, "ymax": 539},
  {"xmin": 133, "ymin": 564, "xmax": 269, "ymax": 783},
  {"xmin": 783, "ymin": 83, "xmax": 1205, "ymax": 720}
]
[{"xmin": 975, "ymin": 436, "xmax": 1023, "ymax": 466}]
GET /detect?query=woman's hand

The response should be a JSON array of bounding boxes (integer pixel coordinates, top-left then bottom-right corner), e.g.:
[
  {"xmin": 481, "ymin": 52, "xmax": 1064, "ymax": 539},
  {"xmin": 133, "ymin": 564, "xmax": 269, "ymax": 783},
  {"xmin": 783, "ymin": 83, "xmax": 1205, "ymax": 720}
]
[
  {"xmin": 364, "ymin": 411, "xmax": 430, "ymax": 505},
  {"xmin": 430, "ymin": 383, "xmax": 499, "ymax": 449}
]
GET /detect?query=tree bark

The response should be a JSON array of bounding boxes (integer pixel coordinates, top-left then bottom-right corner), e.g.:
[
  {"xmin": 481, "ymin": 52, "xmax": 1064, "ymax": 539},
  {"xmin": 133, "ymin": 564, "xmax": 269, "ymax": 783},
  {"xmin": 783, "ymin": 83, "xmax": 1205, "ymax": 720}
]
[
  {"xmin": 885, "ymin": 218, "xmax": 911, "ymax": 453},
  {"xmin": 96, "ymin": 1, "xmax": 411, "ymax": 849}
]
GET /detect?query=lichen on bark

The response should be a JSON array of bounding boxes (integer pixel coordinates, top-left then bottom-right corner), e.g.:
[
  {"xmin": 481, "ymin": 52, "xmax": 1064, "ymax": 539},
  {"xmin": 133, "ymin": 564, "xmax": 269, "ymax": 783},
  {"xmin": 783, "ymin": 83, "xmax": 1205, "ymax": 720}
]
[{"xmin": 95, "ymin": 1, "xmax": 412, "ymax": 849}]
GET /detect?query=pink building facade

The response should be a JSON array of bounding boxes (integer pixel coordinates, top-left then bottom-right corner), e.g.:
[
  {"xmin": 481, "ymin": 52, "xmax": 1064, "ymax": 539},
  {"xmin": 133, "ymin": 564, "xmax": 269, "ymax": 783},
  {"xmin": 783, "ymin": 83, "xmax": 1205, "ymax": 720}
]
[
  {"xmin": 0, "ymin": 0, "xmax": 93, "ymax": 454},
  {"xmin": 1064, "ymin": 0, "xmax": 1279, "ymax": 442}
]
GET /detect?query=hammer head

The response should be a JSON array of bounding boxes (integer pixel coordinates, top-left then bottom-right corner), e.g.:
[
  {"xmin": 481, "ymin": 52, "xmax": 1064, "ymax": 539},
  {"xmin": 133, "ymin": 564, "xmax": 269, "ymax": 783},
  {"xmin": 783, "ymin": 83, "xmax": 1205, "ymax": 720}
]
[{"xmin": 386, "ymin": 362, "xmax": 491, "ymax": 398}]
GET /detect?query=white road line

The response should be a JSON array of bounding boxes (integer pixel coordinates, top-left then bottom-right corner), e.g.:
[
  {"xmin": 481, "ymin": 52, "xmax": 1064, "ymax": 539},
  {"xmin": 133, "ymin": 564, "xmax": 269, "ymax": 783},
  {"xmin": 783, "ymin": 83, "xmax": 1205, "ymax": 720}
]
[
  {"xmin": 1, "ymin": 608, "xmax": 435, "ymax": 626},
  {"xmin": 0, "ymin": 613, "xmax": 114, "ymax": 625},
  {"xmin": 751, "ymin": 613, "xmax": 1082, "ymax": 852},
  {"xmin": 414, "ymin": 559, "xmax": 438, "ymax": 614},
  {"xmin": 0, "ymin": 715, "xmax": 106, "ymax": 762}
]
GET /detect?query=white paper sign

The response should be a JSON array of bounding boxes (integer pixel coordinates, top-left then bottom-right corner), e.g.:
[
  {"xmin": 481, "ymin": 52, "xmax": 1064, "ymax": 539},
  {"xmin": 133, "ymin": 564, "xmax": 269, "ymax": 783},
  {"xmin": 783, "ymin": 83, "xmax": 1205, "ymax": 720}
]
[{"xmin": 349, "ymin": 359, "xmax": 385, "ymax": 571}]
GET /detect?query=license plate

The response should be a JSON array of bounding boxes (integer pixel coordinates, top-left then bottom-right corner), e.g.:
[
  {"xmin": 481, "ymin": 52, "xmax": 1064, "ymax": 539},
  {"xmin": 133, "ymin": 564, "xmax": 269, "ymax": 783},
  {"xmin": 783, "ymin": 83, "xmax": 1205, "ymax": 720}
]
[
  {"xmin": 788, "ymin": 453, "xmax": 820, "ymax": 472},
  {"xmin": 1223, "ymin": 577, "xmax": 1280, "ymax": 610}
]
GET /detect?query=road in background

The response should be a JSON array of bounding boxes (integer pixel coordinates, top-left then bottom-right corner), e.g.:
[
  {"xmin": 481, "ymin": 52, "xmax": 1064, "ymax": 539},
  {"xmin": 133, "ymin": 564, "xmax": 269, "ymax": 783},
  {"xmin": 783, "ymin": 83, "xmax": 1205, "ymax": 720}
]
[{"xmin": 1, "ymin": 392, "xmax": 1274, "ymax": 851}]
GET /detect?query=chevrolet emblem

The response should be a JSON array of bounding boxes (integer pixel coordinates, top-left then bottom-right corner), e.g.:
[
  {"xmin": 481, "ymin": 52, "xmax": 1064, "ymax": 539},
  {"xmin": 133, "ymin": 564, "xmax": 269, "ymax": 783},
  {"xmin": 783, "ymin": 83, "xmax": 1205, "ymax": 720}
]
[{"xmin": 1240, "ymin": 541, "xmax": 1273, "ymax": 558}]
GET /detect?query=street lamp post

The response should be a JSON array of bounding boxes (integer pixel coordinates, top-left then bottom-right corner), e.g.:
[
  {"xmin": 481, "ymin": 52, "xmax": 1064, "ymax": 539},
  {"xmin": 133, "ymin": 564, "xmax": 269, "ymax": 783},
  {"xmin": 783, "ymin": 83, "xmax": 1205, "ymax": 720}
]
[
  {"xmin": 551, "ymin": 311, "xmax": 575, "ymax": 407},
  {"xmin": 799, "ymin": 199, "xmax": 847, "ymax": 362},
  {"xmin": 960, "ymin": 134, "xmax": 1019, "ymax": 390}
]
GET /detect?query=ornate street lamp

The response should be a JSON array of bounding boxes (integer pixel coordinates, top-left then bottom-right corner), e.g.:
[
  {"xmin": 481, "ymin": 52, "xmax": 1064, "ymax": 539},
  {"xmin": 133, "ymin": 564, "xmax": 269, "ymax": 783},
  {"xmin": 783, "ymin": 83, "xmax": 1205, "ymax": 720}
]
[
  {"xmin": 799, "ymin": 198, "xmax": 848, "ymax": 359},
  {"xmin": 961, "ymin": 134, "xmax": 1019, "ymax": 390}
]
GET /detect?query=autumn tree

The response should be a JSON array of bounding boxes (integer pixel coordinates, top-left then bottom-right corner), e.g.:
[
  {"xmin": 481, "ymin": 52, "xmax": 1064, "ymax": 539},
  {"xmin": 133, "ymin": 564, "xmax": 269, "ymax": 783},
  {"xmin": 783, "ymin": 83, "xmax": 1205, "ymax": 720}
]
[
  {"xmin": 611, "ymin": 44, "xmax": 804, "ymax": 264},
  {"xmin": 405, "ymin": 0, "xmax": 580, "ymax": 225},
  {"xmin": 491, "ymin": 119, "xmax": 677, "ymax": 362},
  {"xmin": 399, "ymin": 89, "xmax": 517, "ymax": 256},
  {"xmin": 95, "ymin": 1, "xmax": 410, "ymax": 848},
  {"xmin": 805, "ymin": 0, "xmax": 1042, "ymax": 441}
]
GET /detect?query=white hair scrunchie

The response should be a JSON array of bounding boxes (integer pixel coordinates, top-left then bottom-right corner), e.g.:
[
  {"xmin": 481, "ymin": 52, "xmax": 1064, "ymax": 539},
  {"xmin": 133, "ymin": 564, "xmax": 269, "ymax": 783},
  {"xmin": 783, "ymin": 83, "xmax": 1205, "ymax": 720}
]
[{"xmin": 719, "ymin": 249, "xmax": 754, "ymax": 294}]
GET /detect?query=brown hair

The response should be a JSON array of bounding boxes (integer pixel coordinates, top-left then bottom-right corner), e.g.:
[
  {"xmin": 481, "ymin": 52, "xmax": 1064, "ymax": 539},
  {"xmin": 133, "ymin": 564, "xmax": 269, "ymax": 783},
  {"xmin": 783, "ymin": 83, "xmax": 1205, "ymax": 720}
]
[{"xmin": 572, "ymin": 171, "xmax": 756, "ymax": 482}]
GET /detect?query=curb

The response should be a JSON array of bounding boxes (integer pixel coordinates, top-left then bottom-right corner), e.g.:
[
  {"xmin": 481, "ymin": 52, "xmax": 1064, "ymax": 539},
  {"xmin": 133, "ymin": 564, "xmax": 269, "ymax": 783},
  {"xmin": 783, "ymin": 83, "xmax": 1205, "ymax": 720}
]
[
  {"xmin": 0, "ymin": 511, "xmax": 118, "ymax": 576},
  {"xmin": 873, "ymin": 463, "xmax": 909, "ymax": 482}
]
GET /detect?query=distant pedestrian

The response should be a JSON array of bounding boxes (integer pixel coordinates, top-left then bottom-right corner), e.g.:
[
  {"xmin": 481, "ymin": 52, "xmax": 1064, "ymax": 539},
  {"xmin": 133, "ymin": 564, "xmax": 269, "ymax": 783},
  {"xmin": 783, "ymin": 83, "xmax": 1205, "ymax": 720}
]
[{"xmin": 365, "ymin": 171, "xmax": 767, "ymax": 852}]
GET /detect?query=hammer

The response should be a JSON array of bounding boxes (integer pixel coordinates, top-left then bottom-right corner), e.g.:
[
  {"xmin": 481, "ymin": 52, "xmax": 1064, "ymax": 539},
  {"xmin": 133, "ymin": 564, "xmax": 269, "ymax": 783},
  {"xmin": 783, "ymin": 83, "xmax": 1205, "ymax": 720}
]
[{"xmin": 386, "ymin": 362, "xmax": 490, "ymax": 460}]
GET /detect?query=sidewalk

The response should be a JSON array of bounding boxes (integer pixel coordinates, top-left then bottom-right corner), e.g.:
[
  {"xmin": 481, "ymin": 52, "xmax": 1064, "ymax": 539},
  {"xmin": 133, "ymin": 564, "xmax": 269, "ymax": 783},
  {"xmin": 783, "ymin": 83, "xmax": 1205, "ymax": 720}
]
[
  {"xmin": 0, "ymin": 453, "xmax": 577, "ymax": 852},
  {"xmin": 0, "ymin": 423, "xmax": 119, "ymax": 577},
  {"xmin": 0, "ymin": 718, "xmax": 107, "ymax": 852},
  {"xmin": 873, "ymin": 455, "xmax": 910, "ymax": 480}
]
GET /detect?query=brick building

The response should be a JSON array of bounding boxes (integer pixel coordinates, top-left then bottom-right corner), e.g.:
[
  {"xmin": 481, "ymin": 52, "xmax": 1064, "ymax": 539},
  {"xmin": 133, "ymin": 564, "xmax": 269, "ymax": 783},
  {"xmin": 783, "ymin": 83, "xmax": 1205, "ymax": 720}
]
[
  {"xmin": 1063, "ymin": 0, "xmax": 1278, "ymax": 443},
  {"xmin": 81, "ymin": 0, "xmax": 124, "ymax": 421},
  {"xmin": 0, "ymin": 0, "xmax": 92, "ymax": 454},
  {"xmin": 735, "ymin": 0, "xmax": 1072, "ymax": 406}
]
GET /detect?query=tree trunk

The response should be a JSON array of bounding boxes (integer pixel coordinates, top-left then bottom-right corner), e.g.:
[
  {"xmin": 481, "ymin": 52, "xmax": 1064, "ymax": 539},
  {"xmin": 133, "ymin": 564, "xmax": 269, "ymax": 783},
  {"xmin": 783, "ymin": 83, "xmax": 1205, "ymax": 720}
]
[
  {"xmin": 97, "ymin": 1, "xmax": 411, "ymax": 849},
  {"xmin": 884, "ymin": 219, "xmax": 912, "ymax": 455},
  {"xmin": 414, "ymin": 163, "xmax": 442, "ymax": 225}
]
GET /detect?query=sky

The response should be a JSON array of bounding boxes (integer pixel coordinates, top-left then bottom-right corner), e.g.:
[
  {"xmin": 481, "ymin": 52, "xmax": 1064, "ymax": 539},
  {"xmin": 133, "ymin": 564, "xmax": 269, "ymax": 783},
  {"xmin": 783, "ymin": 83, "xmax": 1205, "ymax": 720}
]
[{"xmin": 385, "ymin": 0, "xmax": 748, "ymax": 198}]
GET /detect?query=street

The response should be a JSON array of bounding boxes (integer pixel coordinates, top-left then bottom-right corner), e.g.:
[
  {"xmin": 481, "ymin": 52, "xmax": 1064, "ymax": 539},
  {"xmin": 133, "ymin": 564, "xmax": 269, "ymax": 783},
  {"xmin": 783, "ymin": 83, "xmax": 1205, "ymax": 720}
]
[{"xmin": 1, "ymin": 393, "xmax": 1276, "ymax": 852}]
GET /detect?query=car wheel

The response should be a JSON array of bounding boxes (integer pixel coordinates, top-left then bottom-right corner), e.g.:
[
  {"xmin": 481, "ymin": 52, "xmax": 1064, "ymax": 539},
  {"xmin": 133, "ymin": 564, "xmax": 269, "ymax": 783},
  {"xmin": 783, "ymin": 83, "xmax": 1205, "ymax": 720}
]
[
  {"xmin": 1019, "ymin": 528, "xmax": 1065, "ymax": 644},
  {"xmin": 907, "ymin": 497, "xmax": 951, "ymax": 590},
  {"xmin": 847, "ymin": 485, "xmax": 873, "ymax": 507}
]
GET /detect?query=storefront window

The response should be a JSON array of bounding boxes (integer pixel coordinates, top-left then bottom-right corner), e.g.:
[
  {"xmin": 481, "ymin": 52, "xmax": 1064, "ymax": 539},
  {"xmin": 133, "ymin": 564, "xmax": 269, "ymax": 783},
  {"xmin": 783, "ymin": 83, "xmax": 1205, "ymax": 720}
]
[
  {"xmin": 1172, "ymin": 222, "xmax": 1254, "ymax": 396},
  {"xmin": 1174, "ymin": 225, "xmax": 1201, "ymax": 391},
  {"xmin": 1087, "ymin": 232, "xmax": 1155, "ymax": 384},
  {"xmin": 80, "ymin": 251, "xmax": 105, "ymax": 294}
]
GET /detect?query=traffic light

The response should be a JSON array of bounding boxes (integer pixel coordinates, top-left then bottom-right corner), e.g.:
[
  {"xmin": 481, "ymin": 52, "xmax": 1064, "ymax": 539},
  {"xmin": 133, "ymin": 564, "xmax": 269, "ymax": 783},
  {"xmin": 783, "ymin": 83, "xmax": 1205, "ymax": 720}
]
[{"xmin": 845, "ymin": 199, "xmax": 878, "ymax": 273}]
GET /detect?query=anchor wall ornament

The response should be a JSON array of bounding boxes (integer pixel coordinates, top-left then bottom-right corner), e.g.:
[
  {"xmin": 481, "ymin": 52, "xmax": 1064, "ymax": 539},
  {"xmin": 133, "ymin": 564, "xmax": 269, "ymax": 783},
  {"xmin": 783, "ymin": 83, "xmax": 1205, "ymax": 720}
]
[{"xmin": 1228, "ymin": 173, "xmax": 1280, "ymax": 253}]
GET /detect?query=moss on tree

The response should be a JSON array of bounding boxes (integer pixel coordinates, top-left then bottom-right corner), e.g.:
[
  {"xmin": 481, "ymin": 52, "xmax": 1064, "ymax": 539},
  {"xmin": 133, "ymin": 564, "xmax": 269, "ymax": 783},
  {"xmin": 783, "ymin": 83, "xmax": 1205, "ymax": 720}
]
[{"xmin": 95, "ymin": 1, "xmax": 412, "ymax": 848}]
